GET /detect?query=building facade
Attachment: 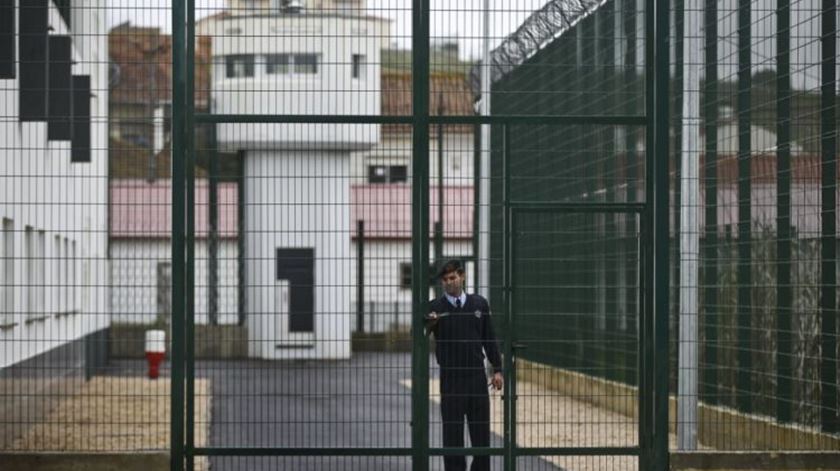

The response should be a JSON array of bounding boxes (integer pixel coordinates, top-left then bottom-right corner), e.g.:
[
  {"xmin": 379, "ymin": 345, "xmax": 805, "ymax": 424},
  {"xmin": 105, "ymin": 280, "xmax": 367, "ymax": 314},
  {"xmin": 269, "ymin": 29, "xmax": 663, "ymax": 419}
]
[{"xmin": 0, "ymin": 0, "xmax": 110, "ymax": 448}]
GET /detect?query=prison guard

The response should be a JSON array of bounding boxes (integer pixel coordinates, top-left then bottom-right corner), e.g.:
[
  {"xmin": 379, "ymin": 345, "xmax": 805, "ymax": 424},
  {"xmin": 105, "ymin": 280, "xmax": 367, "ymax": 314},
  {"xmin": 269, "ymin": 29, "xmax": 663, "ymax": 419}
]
[{"xmin": 428, "ymin": 294, "xmax": 502, "ymax": 378}]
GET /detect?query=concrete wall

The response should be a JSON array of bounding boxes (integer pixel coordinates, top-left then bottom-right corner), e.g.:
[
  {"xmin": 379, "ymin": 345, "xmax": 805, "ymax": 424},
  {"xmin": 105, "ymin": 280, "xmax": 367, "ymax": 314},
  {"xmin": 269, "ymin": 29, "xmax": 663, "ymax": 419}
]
[
  {"xmin": 244, "ymin": 150, "xmax": 352, "ymax": 359},
  {"xmin": 109, "ymin": 324, "xmax": 248, "ymax": 359}
]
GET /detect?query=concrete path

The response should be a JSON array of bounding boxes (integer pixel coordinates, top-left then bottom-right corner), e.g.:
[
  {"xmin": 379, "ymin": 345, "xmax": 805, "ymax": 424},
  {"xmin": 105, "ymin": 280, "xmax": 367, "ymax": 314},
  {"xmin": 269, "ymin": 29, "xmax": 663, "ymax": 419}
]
[
  {"xmin": 111, "ymin": 354, "xmax": 584, "ymax": 470},
  {"xmin": 200, "ymin": 353, "xmax": 561, "ymax": 470}
]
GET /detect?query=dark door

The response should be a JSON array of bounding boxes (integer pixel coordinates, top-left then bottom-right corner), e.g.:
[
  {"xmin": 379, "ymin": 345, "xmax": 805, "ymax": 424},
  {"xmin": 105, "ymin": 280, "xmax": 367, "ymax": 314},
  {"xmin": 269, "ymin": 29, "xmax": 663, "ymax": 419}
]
[{"xmin": 276, "ymin": 248, "xmax": 314, "ymax": 333}]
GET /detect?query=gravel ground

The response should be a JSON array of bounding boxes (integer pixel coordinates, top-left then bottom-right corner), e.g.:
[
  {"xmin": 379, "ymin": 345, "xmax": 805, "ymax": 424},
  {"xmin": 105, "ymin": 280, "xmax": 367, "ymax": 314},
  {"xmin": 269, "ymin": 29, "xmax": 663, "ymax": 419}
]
[
  {"xmin": 404, "ymin": 377, "xmax": 692, "ymax": 471},
  {"xmin": 10, "ymin": 376, "xmax": 211, "ymax": 469}
]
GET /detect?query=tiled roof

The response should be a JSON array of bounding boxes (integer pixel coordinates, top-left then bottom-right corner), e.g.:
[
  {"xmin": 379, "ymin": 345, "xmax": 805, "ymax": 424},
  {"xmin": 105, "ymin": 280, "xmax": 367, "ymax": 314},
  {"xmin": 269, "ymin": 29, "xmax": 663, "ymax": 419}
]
[
  {"xmin": 350, "ymin": 184, "xmax": 474, "ymax": 240},
  {"xmin": 110, "ymin": 179, "xmax": 238, "ymax": 239},
  {"xmin": 111, "ymin": 181, "xmax": 474, "ymax": 241}
]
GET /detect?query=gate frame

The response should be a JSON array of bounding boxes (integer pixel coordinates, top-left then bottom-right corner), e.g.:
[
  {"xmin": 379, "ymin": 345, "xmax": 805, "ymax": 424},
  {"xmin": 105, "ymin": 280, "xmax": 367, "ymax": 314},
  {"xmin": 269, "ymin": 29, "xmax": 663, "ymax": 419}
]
[{"xmin": 168, "ymin": 0, "xmax": 671, "ymax": 469}]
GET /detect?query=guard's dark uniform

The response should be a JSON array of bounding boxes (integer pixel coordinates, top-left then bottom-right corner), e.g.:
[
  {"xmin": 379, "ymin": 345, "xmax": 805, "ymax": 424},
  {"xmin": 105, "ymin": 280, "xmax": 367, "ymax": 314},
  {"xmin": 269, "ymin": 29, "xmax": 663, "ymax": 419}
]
[{"xmin": 428, "ymin": 293, "xmax": 502, "ymax": 471}]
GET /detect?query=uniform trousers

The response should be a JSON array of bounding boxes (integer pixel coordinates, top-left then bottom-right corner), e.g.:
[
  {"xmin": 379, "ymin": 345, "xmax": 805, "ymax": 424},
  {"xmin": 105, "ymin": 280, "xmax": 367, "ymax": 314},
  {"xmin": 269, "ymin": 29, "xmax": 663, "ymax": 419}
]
[{"xmin": 440, "ymin": 372, "xmax": 491, "ymax": 471}]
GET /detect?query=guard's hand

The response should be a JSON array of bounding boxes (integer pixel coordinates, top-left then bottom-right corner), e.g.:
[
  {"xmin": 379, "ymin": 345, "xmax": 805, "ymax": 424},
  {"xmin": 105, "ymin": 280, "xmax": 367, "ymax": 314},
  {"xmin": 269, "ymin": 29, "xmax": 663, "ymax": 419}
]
[
  {"xmin": 492, "ymin": 372, "xmax": 503, "ymax": 390},
  {"xmin": 426, "ymin": 312, "xmax": 439, "ymax": 322}
]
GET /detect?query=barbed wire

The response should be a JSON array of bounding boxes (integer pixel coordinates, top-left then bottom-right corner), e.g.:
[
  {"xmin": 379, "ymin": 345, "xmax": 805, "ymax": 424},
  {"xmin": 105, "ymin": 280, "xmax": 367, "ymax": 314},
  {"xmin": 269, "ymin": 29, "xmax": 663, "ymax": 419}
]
[{"xmin": 469, "ymin": 0, "xmax": 607, "ymax": 95}]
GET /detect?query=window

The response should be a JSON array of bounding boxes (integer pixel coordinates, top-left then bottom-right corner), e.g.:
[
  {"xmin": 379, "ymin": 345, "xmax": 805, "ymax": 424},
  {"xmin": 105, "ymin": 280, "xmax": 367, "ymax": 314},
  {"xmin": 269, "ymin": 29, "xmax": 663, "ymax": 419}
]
[
  {"xmin": 71, "ymin": 240, "xmax": 77, "ymax": 311},
  {"xmin": 265, "ymin": 54, "xmax": 319, "ymax": 76},
  {"xmin": 266, "ymin": 54, "xmax": 289, "ymax": 75},
  {"xmin": 399, "ymin": 263, "xmax": 436, "ymax": 290},
  {"xmin": 369, "ymin": 165, "xmax": 387, "ymax": 183},
  {"xmin": 36, "ymin": 230, "xmax": 45, "ymax": 317},
  {"xmin": 63, "ymin": 238, "xmax": 70, "ymax": 311},
  {"xmin": 225, "ymin": 54, "xmax": 254, "ymax": 78},
  {"xmin": 48, "ymin": 35, "xmax": 72, "ymax": 140},
  {"xmin": 293, "ymin": 54, "xmax": 318, "ymax": 74},
  {"xmin": 399, "ymin": 263, "xmax": 411, "ymax": 290},
  {"xmin": 368, "ymin": 165, "xmax": 408, "ymax": 184},
  {"xmin": 54, "ymin": 0, "xmax": 71, "ymax": 28},
  {"xmin": 24, "ymin": 226, "xmax": 33, "ymax": 318},
  {"xmin": 19, "ymin": 0, "xmax": 48, "ymax": 121},
  {"xmin": 0, "ymin": 0, "xmax": 14, "ymax": 79},
  {"xmin": 53, "ymin": 236, "xmax": 61, "ymax": 312},
  {"xmin": 389, "ymin": 165, "xmax": 407, "ymax": 183},
  {"xmin": 2, "ymin": 219, "xmax": 13, "ymax": 325},
  {"xmin": 71, "ymin": 75, "xmax": 91, "ymax": 162},
  {"xmin": 351, "ymin": 54, "xmax": 365, "ymax": 79}
]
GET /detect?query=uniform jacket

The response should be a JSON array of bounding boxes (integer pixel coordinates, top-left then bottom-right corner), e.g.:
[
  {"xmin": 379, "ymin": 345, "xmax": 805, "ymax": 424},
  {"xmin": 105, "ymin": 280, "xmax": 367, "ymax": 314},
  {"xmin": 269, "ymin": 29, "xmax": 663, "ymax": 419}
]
[{"xmin": 427, "ymin": 293, "xmax": 503, "ymax": 377}]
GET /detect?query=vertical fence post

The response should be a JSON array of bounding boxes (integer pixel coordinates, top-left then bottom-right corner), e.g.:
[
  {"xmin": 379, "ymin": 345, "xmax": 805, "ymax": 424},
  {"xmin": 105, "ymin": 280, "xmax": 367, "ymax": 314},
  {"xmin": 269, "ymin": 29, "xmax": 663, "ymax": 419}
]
[
  {"xmin": 237, "ymin": 150, "xmax": 246, "ymax": 326},
  {"xmin": 581, "ymin": 16, "xmax": 596, "ymax": 374},
  {"xmin": 357, "ymin": 220, "xmax": 365, "ymax": 333},
  {"xmin": 672, "ymin": 0, "xmax": 685, "ymax": 364},
  {"xmin": 411, "ymin": 0, "xmax": 431, "ymax": 467},
  {"xmin": 435, "ymin": 91, "xmax": 444, "ymax": 293},
  {"xmin": 601, "ymin": 0, "xmax": 618, "ymax": 382},
  {"xmin": 641, "ymin": 0, "xmax": 657, "ymax": 468},
  {"xmin": 184, "ymin": 0, "xmax": 197, "ymax": 468},
  {"xmin": 820, "ymin": 0, "xmax": 838, "ymax": 434},
  {"xmin": 776, "ymin": 0, "xmax": 793, "ymax": 424},
  {"xmin": 473, "ymin": 123, "xmax": 481, "ymax": 288},
  {"xmin": 703, "ymin": 0, "xmax": 719, "ymax": 407},
  {"xmin": 502, "ymin": 124, "xmax": 515, "ymax": 471},
  {"xmin": 736, "ymin": 0, "xmax": 753, "ymax": 414},
  {"xmin": 624, "ymin": 0, "xmax": 639, "ymax": 387},
  {"xmin": 653, "ymin": 0, "xmax": 671, "ymax": 468},
  {"xmin": 677, "ymin": 0, "xmax": 702, "ymax": 450},
  {"xmin": 208, "ymin": 123, "xmax": 219, "ymax": 326},
  {"xmin": 170, "ymin": 1, "xmax": 186, "ymax": 469}
]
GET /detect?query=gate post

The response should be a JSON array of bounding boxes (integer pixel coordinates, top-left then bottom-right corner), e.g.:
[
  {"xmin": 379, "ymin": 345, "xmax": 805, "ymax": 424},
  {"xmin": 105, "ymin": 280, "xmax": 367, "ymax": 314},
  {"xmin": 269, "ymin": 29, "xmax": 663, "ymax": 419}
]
[
  {"xmin": 170, "ymin": 1, "xmax": 187, "ymax": 470},
  {"xmin": 653, "ymin": 0, "xmax": 671, "ymax": 469},
  {"xmin": 411, "ymin": 0, "xmax": 431, "ymax": 468}
]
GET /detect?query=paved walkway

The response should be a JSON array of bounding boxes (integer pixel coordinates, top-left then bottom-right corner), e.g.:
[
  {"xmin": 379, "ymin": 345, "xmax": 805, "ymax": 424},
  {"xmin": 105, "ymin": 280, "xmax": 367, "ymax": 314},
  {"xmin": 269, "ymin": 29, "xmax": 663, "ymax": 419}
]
[
  {"xmin": 199, "ymin": 353, "xmax": 561, "ymax": 470},
  {"xmin": 115, "ymin": 353, "xmax": 654, "ymax": 470}
]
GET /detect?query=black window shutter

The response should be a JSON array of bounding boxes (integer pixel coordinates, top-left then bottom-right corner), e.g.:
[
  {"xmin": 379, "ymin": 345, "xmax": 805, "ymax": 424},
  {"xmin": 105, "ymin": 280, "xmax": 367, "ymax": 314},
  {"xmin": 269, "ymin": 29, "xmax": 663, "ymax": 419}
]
[
  {"xmin": 19, "ymin": 0, "xmax": 48, "ymax": 121},
  {"xmin": 71, "ymin": 75, "xmax": 91, "ymax": 163},
  {"xmin": 55, "ymin": 0, "xmax": 71, "ymax": 29},
  {"xmin": 48, "ymin": 35, "xmax": 72, "ymax": 140},
  {"xmin": 0, "ymin": 0, "xmax": 14, "ymax": 79}
]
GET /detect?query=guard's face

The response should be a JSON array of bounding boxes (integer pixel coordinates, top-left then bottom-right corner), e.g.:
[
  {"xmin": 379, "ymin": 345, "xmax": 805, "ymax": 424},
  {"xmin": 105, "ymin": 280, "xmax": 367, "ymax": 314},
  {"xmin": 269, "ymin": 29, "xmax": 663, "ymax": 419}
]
[{"xmin": 441, "ymin": 271, "xmax": 465, "ymax": 297}]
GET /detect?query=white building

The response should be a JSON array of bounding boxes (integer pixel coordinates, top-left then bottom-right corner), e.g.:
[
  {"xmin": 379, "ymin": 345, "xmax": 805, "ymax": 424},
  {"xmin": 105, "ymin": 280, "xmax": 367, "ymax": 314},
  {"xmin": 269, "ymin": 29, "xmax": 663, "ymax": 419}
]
[
  {"xmin": 0, "ymin": 1, "xmax": 110, "ymax": 372},
  {"xmin": 206, "ymin": 0, "xmax": 390, "ymax": 359},
  {"xmin": 109, "ymin": 180, "xmax": 240, "ymax": 326},
  {"xmin": 108, "ymin": 2, "xmax": 479, "ymax": 358},
  {"xmin": 350, "ymin": 184, "xmax": 474, "ymax": 332}
]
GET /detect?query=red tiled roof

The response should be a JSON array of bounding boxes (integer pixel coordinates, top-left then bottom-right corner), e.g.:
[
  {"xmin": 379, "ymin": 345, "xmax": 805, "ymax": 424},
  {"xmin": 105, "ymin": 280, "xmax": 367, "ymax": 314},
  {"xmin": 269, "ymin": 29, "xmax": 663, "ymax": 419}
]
[
  {"xmin": 350, "ymin": 184, "xmax": 474, "ymax": 240},
  {"xmin": 110, "ymin": 181, "xmax": 473, "ymax": 241},
  {"xmin": 110, "ymin": 179, "xmax": 238, "ymax": 239}
]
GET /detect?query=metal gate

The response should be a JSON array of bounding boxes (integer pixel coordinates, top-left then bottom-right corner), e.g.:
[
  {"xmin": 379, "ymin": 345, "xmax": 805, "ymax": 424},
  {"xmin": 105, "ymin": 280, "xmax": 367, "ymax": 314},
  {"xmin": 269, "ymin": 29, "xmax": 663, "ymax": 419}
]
[{"xmin": 168, "ymin": 1, "xmax": 672, "ymax": 470}]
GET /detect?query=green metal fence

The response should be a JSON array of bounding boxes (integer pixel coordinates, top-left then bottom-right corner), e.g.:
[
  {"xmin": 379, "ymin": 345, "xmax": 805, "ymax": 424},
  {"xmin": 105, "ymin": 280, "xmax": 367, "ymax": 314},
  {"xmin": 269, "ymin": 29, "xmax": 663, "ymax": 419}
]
[{"xmin": 12, "ymin": 0, "xmax": 839, "ymax": 470}]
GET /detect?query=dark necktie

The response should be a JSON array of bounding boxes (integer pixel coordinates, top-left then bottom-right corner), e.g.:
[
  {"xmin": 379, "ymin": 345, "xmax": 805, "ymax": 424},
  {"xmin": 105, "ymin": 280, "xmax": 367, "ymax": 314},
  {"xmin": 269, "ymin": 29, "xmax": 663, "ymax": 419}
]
[{"xmin": 455, "ymin": 298, "xmax": 461, "ymax": 309}]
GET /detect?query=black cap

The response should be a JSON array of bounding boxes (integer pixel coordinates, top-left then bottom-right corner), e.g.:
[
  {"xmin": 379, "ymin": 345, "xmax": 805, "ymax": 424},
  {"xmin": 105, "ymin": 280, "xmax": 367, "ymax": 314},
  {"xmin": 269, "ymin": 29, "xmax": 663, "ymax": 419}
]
[{"xmin": 437, "ymin": 259, "xmax": 464, "ymax": 279}]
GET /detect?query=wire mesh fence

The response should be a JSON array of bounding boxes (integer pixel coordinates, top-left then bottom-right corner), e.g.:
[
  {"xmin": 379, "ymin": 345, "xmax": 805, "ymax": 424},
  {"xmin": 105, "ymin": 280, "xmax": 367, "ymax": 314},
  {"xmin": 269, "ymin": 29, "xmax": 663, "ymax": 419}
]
[
  {"xmin": 2, "ymin": 0, "xmax": 839, "ymax": 470},
  {"xmin": 666, "ymin": 0, "xmax": 839, "ymax": 451}
]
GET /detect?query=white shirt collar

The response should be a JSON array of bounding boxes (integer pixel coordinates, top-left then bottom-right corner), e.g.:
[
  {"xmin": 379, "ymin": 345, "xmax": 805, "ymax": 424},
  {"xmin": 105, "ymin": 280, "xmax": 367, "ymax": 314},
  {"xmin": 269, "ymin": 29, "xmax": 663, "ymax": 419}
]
[{"xmin": 445, "ymin": 292, "xmax": 467, "ymax": 308}]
